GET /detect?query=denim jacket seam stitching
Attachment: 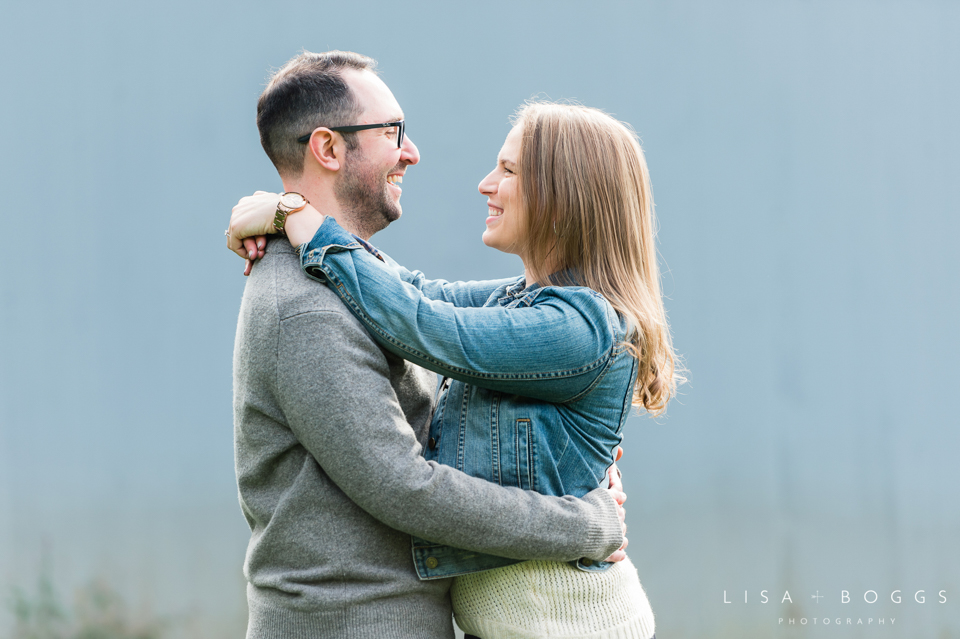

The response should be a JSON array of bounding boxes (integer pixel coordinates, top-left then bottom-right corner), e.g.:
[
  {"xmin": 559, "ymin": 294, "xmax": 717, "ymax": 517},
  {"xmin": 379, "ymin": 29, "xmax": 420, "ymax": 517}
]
[
  {"xmin": 457, "ymin": 384, "xmax": 469, "ymax": 472},
  {"xmin": 514, "ymin": 420, "xmax": 522, "ymax": 490},
  {"xmin": 431, "ymin": 385, "xmax": 448, "ymax": 459},
  {"xmin": 306, "ymin": 240, "xmax": 363, "ymax": 259},
  {"xmin": 490, "ymin": 394, "xmax": 502, "ymax": 485},
  {"xmin": 527, "ymin": 419, "xmax": 538, "ymax": 492},
  {"xmin": 563, "ymin": 348, "xmax": 619, "ymax": 404}
]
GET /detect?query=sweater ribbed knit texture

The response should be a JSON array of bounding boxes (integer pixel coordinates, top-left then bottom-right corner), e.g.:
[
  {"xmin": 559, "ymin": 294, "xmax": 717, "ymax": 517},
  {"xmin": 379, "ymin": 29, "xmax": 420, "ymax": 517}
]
[
  {"xmin": 452, "ymin": 556, "xmax": 655, "ymax": 639},
  {"xmin": 233, "ymin": 237, "xmax": 624, "ymax": 638}
]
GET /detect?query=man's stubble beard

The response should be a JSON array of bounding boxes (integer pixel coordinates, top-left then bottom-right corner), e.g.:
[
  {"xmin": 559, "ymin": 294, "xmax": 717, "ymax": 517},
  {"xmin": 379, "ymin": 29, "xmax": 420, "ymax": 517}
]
[{"xmin": 334, "ymin": 147, "xmax": 403, "ymax": 239}]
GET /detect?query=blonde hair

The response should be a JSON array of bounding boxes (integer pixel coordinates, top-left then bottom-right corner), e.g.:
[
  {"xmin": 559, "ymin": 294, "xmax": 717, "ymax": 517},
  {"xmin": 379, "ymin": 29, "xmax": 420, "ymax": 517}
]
[{"xmin": 513, "ymin": 102, "xmax": 683, "ymax": 415}]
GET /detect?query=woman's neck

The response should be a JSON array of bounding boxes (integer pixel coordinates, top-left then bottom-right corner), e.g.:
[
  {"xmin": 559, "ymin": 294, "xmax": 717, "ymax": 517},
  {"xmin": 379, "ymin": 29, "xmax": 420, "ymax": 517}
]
[
  {"xmin": 521, "ymin": 255, "xmax": 560, "ymax": 289},
  {"xmin": 522, "ymin": 264, "xmax": 537, "ymax": 288}
]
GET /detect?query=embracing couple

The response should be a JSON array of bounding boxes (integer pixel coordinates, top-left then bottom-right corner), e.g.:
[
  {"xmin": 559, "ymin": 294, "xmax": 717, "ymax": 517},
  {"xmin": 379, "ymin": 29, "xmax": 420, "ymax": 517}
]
[{"xmin": 225, "ymin": 50, "xmax": 680, "ymax": 639}]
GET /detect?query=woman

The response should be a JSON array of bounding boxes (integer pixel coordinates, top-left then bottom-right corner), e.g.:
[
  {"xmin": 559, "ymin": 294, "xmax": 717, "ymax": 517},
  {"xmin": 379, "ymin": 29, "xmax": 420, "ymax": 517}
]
[{"xmin": 229, "ymin": 102, "xmax": 680, "ymax": 639}]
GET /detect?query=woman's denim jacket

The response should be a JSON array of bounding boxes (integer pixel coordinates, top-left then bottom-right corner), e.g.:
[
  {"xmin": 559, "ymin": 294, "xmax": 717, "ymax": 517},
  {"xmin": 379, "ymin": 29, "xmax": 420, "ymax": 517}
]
[{"xmin": 299, "ymin": 218, "xmax": 636, "ymax": 580}]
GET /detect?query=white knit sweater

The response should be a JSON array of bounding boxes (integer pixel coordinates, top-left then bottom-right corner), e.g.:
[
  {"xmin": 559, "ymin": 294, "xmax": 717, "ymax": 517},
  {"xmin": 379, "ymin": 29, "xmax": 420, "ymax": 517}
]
[{"xmin": 451, "ymin": 555, "xmax": 655, "ymax": 639}]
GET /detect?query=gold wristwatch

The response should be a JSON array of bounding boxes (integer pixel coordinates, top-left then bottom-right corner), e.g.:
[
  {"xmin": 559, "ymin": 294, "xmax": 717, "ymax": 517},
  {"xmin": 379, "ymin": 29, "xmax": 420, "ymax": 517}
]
[{"xmin": 273, "ymin": 192, "xmax": 309, "ymax": 234}]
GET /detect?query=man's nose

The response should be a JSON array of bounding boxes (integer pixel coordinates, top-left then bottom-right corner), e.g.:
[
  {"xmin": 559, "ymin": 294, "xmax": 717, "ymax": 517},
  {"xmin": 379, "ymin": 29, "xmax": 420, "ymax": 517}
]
[{"xmin": 400, "ymin": 134, "xmax": 419, "ymax": 165}]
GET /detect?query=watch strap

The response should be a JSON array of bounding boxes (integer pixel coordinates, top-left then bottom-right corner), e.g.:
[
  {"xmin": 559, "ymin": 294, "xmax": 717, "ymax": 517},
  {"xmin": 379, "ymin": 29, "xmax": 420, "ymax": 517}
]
[{"xmin": 273, "ymin": 192, "xmax": 309, "ymax": 235}]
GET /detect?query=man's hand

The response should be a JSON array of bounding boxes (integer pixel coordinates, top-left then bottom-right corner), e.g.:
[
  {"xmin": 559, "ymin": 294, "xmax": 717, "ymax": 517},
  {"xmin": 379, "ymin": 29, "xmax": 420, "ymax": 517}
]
[
  {"xmin": 604, "ymin": 446, "xmax": 628, "ymax": 562},
  {"xmin": 226, "ymin": 191, "xmax": 280, "ymax": 275}
]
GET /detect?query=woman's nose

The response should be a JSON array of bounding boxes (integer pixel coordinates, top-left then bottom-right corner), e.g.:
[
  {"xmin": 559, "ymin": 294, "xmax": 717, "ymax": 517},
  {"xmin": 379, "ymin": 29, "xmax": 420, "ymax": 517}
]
[{"xmin": 478, "ymin": 169, "xmax": 497, "ymax": 195}]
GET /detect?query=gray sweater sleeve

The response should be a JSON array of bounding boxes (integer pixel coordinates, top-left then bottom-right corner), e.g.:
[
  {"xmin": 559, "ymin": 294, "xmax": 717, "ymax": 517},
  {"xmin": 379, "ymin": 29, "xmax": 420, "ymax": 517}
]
[{"xmin": 276, "ymin": 308, "xmax": 623, "ymax": 562}]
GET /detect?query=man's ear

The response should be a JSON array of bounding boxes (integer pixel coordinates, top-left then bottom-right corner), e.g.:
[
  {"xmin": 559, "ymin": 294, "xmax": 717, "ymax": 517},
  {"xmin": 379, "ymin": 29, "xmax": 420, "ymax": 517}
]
[{"xmin": 305, "ymin": 128, "xmax": 343, "ymax": 172}]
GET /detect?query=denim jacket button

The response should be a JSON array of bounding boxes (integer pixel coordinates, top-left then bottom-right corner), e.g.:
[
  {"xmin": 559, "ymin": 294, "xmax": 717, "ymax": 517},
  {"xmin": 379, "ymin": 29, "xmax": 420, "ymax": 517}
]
[
  {"xmin": 425, "ymin": 557, "xmax": 439, "ymax": 569},
  {"xmin": 428, "ymin": 437, "xmax": 437, "ymax": 450},
  {"xmin": 581, "ymin": 558, "xmax": 593, "ymax": 566}
]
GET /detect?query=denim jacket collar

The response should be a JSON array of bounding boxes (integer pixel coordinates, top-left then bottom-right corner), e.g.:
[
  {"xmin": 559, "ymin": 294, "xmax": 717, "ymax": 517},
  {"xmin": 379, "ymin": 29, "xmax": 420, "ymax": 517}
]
[{"xmin": 498, "ymin": 268, "xmax": 584, "ymax": 307}]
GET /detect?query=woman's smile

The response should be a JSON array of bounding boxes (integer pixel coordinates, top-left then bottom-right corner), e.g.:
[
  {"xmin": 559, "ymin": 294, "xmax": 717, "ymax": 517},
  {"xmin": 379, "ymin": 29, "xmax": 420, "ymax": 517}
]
[{"xmin": 478, "ymin": 125, "xmax": 524, "ymax": 255}]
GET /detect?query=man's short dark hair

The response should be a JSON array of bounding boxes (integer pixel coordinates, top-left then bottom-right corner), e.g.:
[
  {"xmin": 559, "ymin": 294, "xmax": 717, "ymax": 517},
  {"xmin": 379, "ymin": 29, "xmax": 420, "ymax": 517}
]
[{"xmin": 257, "ymin": 50, "xmax": 377, "ymax": 178}]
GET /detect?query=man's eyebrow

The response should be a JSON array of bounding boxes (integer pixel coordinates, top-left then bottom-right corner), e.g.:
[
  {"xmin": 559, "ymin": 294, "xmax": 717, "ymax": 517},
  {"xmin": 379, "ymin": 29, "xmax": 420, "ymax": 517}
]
[{"xmin": 361, "ymin": 115, "xmax": 403, "ymax": 124}]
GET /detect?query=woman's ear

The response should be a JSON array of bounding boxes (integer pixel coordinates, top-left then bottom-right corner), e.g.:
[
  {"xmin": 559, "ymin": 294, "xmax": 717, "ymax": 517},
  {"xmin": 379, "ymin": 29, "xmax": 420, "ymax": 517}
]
[{"xmin": 304, "ymin": 128, "xmax": 342, "ymax": 172}]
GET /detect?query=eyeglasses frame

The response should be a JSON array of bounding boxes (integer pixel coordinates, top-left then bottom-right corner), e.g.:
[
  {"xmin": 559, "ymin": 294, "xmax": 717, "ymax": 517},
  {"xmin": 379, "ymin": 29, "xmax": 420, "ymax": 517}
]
[{"xmin": 297, "ymin": 120, "xmax": 405, "ymax": 148}]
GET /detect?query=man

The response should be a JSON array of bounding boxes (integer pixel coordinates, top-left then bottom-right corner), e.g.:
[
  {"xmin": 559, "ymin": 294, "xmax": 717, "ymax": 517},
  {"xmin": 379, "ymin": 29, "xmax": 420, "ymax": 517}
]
[{"xmin": 228, "ymin": 50, "xmax": 625, "ymax": 639}]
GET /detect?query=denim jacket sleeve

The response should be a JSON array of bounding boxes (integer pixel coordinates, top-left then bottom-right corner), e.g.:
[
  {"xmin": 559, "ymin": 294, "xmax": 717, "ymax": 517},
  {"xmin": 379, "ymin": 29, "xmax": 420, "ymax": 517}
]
[
  {"xmin": 299, "ymin": 217, "xmax": 617, "ymax": 403},
  {"xmin": 379, "ymin": 252, "xmax": 518, "ymax": 308}
]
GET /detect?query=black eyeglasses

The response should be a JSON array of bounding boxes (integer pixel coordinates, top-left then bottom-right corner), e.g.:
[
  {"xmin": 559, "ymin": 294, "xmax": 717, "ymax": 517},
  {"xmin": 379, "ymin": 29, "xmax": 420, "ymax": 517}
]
[{"xmin": 297, "ymin": 120, "xmax": 405, "ymax": 148}]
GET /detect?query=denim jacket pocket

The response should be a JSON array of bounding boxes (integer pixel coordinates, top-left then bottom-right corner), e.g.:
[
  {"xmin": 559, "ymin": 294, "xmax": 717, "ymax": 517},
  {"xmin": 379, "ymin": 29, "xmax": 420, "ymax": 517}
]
[
  {"xmin": 515, "ymin": 418, "xmax": 535, "ymax": 492},
  {"xmin": 497, "ymin": 417, "xmax": 536, "ymax": 492}
]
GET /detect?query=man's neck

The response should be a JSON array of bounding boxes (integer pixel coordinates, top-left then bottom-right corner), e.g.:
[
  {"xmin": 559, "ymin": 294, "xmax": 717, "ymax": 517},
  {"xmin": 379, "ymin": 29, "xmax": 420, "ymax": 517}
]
[{"xmin": 282, "ymin": 177, "xmax": 366, "ymax": 239}]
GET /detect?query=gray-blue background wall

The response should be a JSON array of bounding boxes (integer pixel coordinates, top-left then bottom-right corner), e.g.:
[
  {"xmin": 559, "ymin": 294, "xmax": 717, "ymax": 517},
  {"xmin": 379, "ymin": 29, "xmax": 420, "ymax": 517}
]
[{"xmin": 1, "ymin": 1, "xmax": 957, "ymax": 637}]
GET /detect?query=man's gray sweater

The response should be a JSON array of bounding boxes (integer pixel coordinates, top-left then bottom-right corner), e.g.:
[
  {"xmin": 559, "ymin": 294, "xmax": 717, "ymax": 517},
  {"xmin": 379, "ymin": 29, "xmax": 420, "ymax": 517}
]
[{"xmin": 233, "ymin": 237, "xmax": 623, "ymax": 639}]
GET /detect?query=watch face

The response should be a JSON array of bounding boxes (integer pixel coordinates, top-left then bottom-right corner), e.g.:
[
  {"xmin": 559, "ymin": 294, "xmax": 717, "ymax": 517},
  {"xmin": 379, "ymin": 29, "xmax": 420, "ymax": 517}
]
[{"xmin": 280, "ymin": 192, "xmax": 306, "ymax": 209}]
